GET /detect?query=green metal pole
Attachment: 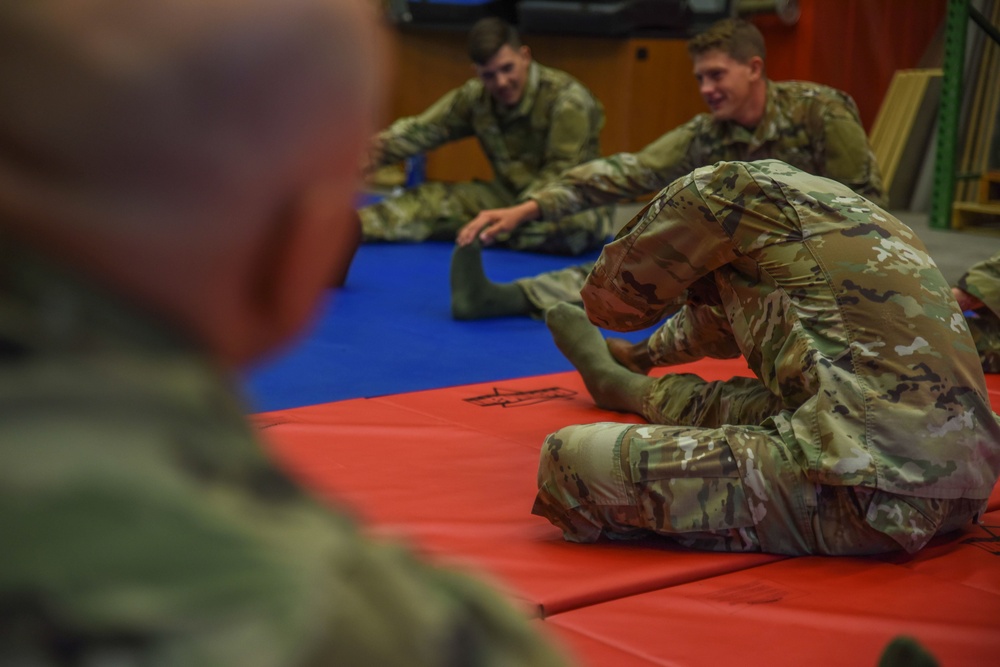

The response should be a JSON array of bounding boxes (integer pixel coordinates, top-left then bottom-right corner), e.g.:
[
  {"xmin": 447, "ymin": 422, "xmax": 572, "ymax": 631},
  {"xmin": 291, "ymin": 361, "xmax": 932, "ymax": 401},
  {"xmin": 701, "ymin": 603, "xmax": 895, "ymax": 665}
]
[{"xmin": 931, "ymin": 0, "xmax": 969, "ymax": 229}]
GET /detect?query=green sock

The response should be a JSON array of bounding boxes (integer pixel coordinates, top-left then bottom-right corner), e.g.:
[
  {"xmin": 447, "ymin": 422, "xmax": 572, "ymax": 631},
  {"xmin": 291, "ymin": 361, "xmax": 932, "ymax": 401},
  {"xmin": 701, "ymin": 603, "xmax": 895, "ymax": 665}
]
[
  {"xmin": 450, "ymin": 242, "xmax": 535, "ymax": 320},
  {"xmin": 545, "ymin": 302, "xmax": 651, "ymax": 414}
]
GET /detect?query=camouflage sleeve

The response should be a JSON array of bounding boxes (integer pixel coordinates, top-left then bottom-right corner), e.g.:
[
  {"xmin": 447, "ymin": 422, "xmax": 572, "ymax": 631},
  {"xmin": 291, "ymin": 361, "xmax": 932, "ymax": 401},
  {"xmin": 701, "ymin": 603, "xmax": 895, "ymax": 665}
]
[
  {"xmin": 811, "ymin": 91, "xmax": 887, "ymax": 207},
  {"xmin": 531, "ymin": 86, "xmax": 604, "ymax": 187},
  {"xmin": 958, "ymin": 251, "xmax": 1000, "ymax": 316},
  {"xmin": 581, "ymin": 169, "xmax": 737, "ymax": 331},
  {"xmin": 369, "ymin": 82, "xmax": 478, "ymax": 169},
  {"xmin": 527, "ymin": 121, "xmax": 698, "ymax": 221},
  {"xmin": 646, "ymin": 302, "xmax": 743, "ymax": 367},
  {"xmin": 0, "ymin": 417, "xmax": 570, "ymax": 667}
]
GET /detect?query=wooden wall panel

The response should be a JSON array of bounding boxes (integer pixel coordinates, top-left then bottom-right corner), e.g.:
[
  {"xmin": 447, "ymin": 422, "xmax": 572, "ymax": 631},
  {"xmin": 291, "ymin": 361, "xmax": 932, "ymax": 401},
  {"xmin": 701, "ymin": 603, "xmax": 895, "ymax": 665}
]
[
  {"xmin": 386, "ymin": 29, "xmax": 492, "ymax": 183},
  {"xmin": 622, "ymin": 39, "xmax": 708, "ymax": 150}
]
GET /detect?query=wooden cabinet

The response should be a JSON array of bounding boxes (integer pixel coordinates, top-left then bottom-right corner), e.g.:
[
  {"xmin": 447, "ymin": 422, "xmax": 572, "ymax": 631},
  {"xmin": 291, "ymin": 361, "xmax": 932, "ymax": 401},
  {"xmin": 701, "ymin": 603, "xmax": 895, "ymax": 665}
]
[{"xmin": 383, "ymin": 27, "xmax": 706, "ymax": 182}]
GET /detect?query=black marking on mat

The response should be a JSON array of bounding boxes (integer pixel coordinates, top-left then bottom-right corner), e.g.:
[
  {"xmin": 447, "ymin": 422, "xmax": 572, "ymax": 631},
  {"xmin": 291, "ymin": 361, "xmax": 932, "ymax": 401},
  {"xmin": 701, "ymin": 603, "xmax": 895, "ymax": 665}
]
[
  {"xmin": 464, "ymin": 386, "xmax": 577, "ymax": 408},
  {"xmin": 962, "ymin": 523, "xmax": 1000, "ymax": 556},
  {"xmin": 254, "ymin": 420, "xmax": 291, "ymax": 431}
]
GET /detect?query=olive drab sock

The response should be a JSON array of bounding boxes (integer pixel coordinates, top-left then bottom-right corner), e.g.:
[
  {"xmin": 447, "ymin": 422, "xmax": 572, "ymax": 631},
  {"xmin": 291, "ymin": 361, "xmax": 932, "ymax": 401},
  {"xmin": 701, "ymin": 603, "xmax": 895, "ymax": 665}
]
[
  {"xmin": 544, "ymin": 302, "xmax": 650, "ymax": 414},
  {"xmin": 450, "ymin": 241, "xmax": 534, "ymax": 320}
]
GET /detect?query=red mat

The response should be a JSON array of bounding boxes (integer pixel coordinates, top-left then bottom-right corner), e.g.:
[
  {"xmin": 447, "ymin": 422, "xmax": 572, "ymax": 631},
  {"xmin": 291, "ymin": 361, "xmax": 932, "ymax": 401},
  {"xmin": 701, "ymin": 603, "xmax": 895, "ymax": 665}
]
[
  {"xmin": 255, "ymin": 358, "xmax": 1000, "ymax": 664},
  {"xmin": 545, "ymin": 509, "xmax": 1000, "ymax": 667},
  {"xmin": 875, "ymin": 507, "xmax": 1000, "ymax": 597},
  {"xmin": 255, "ymin": 358, "xmax": 786, "ymax": 617}
]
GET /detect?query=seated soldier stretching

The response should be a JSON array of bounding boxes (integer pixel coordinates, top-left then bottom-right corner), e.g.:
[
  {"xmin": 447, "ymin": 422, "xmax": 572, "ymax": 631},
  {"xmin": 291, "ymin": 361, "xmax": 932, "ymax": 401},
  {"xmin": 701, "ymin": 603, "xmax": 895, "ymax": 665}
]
[
  {"xmin": 360, "ymin": 17, "xmax": 612, "ymax": 256},
  {"xmin": 534, "ymin": 160, "xmax": 1000, "ymax": 556}
]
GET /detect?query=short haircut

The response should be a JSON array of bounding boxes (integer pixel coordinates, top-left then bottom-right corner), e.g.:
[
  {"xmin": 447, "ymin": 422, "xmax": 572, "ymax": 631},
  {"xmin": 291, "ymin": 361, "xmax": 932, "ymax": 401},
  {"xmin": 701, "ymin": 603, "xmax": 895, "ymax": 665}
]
[
  {"xmin": 687, "ymin": 18, "xmax": 766, "ymax": 64},
  {"xmin": 467, "ymin": 17, "xmax": 521, "ymax": 65}
]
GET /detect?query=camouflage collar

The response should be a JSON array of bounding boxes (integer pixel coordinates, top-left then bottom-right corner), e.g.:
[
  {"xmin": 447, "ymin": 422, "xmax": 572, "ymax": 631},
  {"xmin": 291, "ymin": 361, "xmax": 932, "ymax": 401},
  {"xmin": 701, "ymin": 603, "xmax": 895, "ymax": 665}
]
[{"xmin": 718, "ymin": 80, "xmax": 786, "ymax": 153}]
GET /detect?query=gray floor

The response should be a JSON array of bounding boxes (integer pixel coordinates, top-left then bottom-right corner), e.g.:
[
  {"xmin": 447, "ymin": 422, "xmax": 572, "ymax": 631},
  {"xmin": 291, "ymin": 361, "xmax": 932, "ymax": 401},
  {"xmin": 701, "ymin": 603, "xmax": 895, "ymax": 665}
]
[
  {"xmin": 895, "ymin": 211, "xmax": 1000, "ymax": 285},
  {"xmin": 612, "ymin": 203, "xmax": 999, "ymax": 285}
]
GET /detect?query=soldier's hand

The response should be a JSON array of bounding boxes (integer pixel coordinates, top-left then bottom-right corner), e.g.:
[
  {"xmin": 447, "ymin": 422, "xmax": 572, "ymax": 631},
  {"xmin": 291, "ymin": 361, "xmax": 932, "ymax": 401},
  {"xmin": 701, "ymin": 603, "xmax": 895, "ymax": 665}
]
[
  {"xmin": 606, "ymin": 337, "xmax": 655, "ymax": 375},
  {"xmin": 456, "ymin": 201, "xmax": 542, "ymax": 247}
]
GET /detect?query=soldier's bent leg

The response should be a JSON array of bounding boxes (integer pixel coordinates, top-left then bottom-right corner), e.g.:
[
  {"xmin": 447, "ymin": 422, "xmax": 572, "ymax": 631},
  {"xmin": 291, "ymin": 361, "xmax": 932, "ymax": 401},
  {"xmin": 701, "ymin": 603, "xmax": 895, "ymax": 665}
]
[
  {"xmin": 532, "ymin": 422, "xmax": 790, "ymax": 552},
  {"xmin": 534, "ymin": 421, "xmax": 867, "ymax": 555},
  {"xmin": 534, "ymin": 418, "xmax": 973, "ymax": 555}
]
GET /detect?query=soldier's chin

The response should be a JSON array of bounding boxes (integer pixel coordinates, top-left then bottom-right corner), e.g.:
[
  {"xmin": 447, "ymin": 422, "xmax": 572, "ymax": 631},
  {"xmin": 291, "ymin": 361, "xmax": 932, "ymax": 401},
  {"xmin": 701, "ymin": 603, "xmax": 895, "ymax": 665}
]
[
  {"xmin": 709, "ymin": 105, "xmax": 733, "ymax": 121},
  {"xmin": 497, "ymin": 89, "xmax": 520, "ymax": 107}
]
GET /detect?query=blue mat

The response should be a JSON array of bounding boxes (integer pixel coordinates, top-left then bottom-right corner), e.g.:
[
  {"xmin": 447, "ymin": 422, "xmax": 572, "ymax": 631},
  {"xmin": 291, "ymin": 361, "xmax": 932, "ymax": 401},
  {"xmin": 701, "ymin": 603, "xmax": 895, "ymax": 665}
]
[{"xmin": 242, "ymin": 241, "xmax": 654, "ymax": 411}]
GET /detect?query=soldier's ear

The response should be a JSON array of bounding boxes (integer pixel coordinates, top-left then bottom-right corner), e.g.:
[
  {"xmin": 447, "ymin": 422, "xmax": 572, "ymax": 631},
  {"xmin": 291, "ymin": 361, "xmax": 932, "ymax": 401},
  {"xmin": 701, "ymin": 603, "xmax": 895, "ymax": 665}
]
[
  {"xmin": 520, "ymin": 45, "xmax": 532, "ymax": 62},
  {"xmin": 747, "ymin": 56, "xmax": 764, "ymax": 81}
]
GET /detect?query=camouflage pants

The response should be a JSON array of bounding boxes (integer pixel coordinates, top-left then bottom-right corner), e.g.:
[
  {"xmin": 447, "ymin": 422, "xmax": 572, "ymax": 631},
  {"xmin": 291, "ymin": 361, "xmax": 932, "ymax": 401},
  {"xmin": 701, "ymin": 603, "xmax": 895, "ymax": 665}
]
[
  {"xmin": 966, "ymin": 311, "xmax": 1000, "ymax": 373},
  {"xmin": 517, "ymin": 263, "xmax": 592, "ymax": 310},
  {"xmin": 358, "ymin": 180, "xmax": 613, "ymax": 256},
  {"xmin": 645, "ymin": 303, "xmax": 741, "ymax": 367},
  {"xmin": 533, "ymin": 372, "xmax": 982, "ymax": 555}
]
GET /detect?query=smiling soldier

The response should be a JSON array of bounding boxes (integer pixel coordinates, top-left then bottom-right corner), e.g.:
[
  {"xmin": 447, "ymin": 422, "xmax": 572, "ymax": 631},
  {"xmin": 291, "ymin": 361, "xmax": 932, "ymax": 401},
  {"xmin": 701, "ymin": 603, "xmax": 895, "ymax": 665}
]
[{"xmin": 359, "ymin": 17, "xmax": 612, "ymax": 257}]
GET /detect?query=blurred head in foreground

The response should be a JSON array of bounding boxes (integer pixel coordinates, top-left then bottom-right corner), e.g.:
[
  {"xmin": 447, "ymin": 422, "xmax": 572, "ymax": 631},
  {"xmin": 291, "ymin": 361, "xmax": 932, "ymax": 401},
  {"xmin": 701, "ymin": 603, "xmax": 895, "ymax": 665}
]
[{"xmin": 0, "ymin": 0, "xmax": 387, "ymax": 365}]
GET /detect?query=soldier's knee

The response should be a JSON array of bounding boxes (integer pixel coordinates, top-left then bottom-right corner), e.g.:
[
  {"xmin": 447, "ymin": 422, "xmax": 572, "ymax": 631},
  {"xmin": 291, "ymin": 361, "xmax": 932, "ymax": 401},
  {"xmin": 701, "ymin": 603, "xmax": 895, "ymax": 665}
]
[
  {"xmin": 536, "ymin": 423, "xmax": 630, "ymax": 505},
  {"xmin": 531, "ymin": 491, "xmax": 603, "ymax": 543},
  {"xmin": 535, "ymin": 427, "xmax": 578, "ymax": 501},
  {"xmin": 534, "ymin": 423, "xmax": 635, "ymax": 543}
]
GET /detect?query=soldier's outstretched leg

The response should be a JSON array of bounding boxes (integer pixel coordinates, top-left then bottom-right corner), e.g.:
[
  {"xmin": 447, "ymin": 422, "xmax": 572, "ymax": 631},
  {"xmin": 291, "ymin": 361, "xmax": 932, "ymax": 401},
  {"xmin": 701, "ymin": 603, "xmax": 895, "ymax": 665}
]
[
  {"xmin": 450, "ymin": 247, "xmax": 596, "ymax": 320},
  {"xmin": 359, "ymin": 181, "xmax": 507, "ymax": 244}
]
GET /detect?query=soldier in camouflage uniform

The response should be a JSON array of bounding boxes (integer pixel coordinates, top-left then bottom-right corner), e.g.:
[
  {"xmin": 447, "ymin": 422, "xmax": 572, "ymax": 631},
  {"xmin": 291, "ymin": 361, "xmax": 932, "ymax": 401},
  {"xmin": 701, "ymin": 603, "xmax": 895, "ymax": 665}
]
[
  {"xmin": 451, "ymin": 17, "xmax": 884, "ymax": 319},
  {"xmin": 535, "ymin": 160, "xmax": 1000, "ymax": 556},
  {"xmin": 954, "ymin": 252, "xmax": 1000, "ymax": 372},
  {"xmin": 360, "ymin": 18, "xmax": 612, "ymax": 256},
  {"xmin": 0, "ymin": 2, "xmax": 569, "ymax": 665}
]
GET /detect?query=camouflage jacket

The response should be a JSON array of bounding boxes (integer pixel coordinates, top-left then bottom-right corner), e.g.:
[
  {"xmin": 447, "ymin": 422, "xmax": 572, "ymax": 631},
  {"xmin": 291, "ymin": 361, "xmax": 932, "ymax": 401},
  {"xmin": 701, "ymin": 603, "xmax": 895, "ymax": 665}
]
[
  {"xmin": 0, "ymin": 239, "xmax": 568, "ymax": 666},
  {"xmin": 958, "ymin": 251, "xmax": 1000, "ymax": 317},
  {"xmin": 530, "ymin": 80, "xmax": 885, "ymax": 220},
  {"xmin": 371, "ymin": 61, "xmax": 604, "ymax": 197},
  {"xmin": 582, "ymin": 160, "xmax": 1000, "ymax": 499}
]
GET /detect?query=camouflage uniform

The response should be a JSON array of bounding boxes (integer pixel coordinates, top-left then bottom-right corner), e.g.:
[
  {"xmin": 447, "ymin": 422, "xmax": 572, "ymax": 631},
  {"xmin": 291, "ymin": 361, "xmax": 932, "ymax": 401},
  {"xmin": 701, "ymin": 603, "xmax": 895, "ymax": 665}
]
[
  {"xmin": 533, "ymin": 160, "xmax": 1000, "ymax": 556},
  {"xmin": 957, "ymin": 251, "xmax": 1000, "ymax": 372},
  {"xmin": 0, "ymin": 239, "xmax": 568, "ymax": 666},
  {"xmin": 360, "ymin": 61, "xmax": 613, "ymax": 255},
  {"xmin": 516, "ymin": 80, "xmax": 885, "ymax": 306}
]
